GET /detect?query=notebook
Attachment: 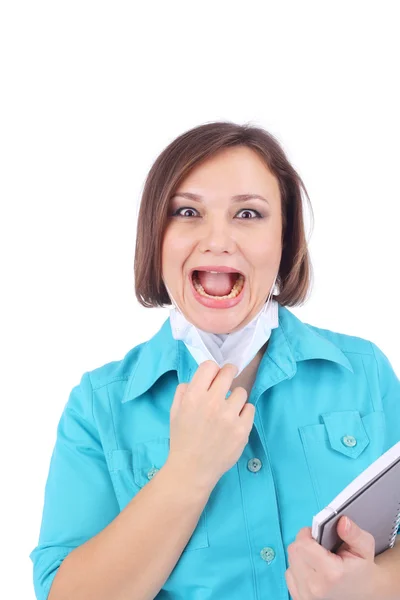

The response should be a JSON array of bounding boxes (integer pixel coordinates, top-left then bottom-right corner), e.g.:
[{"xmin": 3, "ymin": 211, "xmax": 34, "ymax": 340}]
[{"xmin": 311, "ymin": 440, "xmax": 400, "ymax": 556}]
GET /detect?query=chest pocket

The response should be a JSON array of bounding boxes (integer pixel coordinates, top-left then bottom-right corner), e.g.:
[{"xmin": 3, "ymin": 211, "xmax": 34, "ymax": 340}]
[
  {"xmin": 299, "ymin": 410, "xmax": 385, "ymax": 510},
  {"xmin": 108, "ymin": 437, "xmax": 209, "ymax": 553}
]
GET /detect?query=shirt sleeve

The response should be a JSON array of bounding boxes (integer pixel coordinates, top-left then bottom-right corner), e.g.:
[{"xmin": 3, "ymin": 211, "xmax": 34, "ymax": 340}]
[
  {"xmin": 370, "ymin": 342, "xmax": 400, "ymax": 535},
  {"xmin": 29, "ymin": 372, "xmax": 120, "ymax": 600},
  {"xmin": 371, "ymin": 341, "xmax": 400, "ymax": 447}
]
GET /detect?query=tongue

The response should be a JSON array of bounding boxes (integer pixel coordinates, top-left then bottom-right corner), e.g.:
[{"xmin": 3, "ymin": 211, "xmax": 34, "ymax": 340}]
[{"xmin": 197, "ymin": 271, "xmax": 237, "ymax": 296}]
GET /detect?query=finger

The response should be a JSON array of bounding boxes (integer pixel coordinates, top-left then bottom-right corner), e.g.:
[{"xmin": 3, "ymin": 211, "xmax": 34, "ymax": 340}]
[
  {"xmin": 287, "ymin": 544, "xmax": 317, "ymax": 598},
  {"xmin": 284, "ymin": 568, "xmax": 300, "ymax": 600},
  {"xmin": 187, "ymin": 360, "xmax": 221, "ymax": 394},
  {"xmin": 288, "ymin": 542, "xmax": 317, "ymax": 574},
  {"xmin": 336, "ymin": 516, "xmax": 376, "ymax": 561},
  {"xmin": 225, "ymin": 385, "xmax": 249, "ymax": 414},
  {"xmin": 295, "ymin": 526, "xmax": 313, "ymax": 542},
  {"xmin": 295, "ymin": 534, "xmax": 341, "ymax": 573},
  {"xmin": 208, "ymin": 362, "xmax": 239, "ymax": 400},
  {"xmin": 300, "ymin": 541, "xmax": 342, "ymax": 574},
  {"xmin": 170, "ymin": 383, "xmax": 188, "ymax": 418},
  {"xmin": 236, "ymin": 401, "xmax": 256, "ymax": 436}
]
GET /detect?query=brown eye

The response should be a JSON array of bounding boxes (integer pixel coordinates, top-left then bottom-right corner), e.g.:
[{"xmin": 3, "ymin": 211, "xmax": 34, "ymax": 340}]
[
  {"xmin": 172, "ymin": 207, "xmax": 198, "ymax": 217},
  {"xmin": 237, "ymin": 209, "xmax": 262, "ymax": 219},
  {"xmin": 171, "ymin": 207, "xmax": 263, "ymax": 219}
]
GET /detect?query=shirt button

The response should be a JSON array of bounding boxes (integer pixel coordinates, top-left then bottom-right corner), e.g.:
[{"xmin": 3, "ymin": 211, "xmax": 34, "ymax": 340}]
[
  {"xmin": 260, "ymin": 547, "xmax": 275, "ymax": 563},
  {"xmin": 247, "ymin": 458, "xmax": 262, "ymax": 472},
  {"xmin": 147, "ymin": 466, "xmax": 159, "ymax": 480},
  {"xmin": 342, "ymin": 435, "xmax": 357, "ymax": 447}
]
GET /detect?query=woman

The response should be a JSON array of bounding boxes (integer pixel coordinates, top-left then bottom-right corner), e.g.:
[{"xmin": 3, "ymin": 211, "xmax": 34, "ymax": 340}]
[{"xmin": 30, "ymin": 121, "xmax": 400, "ymax": 600}]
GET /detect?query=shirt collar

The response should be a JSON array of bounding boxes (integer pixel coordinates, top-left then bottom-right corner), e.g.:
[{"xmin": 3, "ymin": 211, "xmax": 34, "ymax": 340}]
[{"xmin": 121, "ymin": 304, "xmax": 354, "ymax": 403}]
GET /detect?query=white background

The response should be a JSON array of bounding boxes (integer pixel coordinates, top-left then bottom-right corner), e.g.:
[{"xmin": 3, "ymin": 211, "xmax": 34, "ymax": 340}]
[{"xmin": 1, "ymin": 1, "xmax": 399, "ymax": 598}]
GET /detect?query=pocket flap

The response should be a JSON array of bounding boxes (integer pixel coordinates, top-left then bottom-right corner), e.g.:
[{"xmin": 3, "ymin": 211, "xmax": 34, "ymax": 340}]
[
  {"xmin": 321, "ymin": 410, "xmax": 369, "ymax": 458},
  {"xmin": 132, "ymin": 437, "xmax": 170, "ymax": 488}
]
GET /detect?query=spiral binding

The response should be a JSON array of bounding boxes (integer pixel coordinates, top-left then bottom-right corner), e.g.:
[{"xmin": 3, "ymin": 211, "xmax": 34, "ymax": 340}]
[{"xmin": 389, "ymin": 500, "xmax": 400, "ymax": 548}]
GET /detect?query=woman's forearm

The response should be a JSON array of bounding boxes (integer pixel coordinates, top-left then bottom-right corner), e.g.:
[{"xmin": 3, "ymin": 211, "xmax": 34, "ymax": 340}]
[
  {"xmin": 48, "ymin": 461, "xmax": 213, "ymax": 600},
  {"xmin": 374, "ymin": 539, "xmax": 400, "ymax": 599}
]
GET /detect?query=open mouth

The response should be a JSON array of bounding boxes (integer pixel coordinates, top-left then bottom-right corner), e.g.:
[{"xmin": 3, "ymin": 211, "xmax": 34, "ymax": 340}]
[{"xmin": 191, "ymin": 270, "xmax": 245, "ymax": 300}]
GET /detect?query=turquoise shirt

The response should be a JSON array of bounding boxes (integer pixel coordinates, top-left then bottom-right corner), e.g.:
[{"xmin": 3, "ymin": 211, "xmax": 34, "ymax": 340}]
[{"xmin": 29, "ymin": 304, "xmax": 400, "ymax": 600}]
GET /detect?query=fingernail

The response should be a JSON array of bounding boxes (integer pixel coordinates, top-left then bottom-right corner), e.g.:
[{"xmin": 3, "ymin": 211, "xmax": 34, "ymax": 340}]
[{"xmin": 345, "ymin": 517, "xmax": 351, "ymax": 532}]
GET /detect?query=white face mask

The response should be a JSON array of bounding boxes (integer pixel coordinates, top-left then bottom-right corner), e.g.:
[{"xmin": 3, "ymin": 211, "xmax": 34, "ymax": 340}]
[{"xmin": 163, "ymin": 274, "xmax": 280, "ymax": 377}]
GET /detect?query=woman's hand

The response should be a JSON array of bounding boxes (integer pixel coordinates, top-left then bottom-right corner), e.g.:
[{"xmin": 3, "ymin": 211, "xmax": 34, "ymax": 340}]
[
  {"xmin": 285, "ymin": 516, "xmax": 386, "ymax": 600},
  {"xmin": 166, "ymin": 361, "xmax": 255, "ymax": 491}
]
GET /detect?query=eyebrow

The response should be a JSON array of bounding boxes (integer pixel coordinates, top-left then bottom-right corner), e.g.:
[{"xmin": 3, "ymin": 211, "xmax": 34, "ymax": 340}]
[{"xmin": 171, "ymin": 192, "xmax": 270, "ymax": 206}]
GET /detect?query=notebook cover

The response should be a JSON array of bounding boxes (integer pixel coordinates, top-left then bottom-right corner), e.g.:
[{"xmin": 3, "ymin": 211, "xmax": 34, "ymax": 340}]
[{"xmin": 315, "ymin": 457, "xmax": 400, "ymax": 556}]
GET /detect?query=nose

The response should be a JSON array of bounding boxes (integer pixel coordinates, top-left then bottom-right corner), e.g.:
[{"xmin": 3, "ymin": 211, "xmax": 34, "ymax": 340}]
[{"xmin": 196, "ymin": 216, "xmax": 237, "ymax": 254}]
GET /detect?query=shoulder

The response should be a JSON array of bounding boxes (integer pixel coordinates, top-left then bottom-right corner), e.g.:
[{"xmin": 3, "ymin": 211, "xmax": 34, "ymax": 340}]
[
  {"xmin": 86, "ymin": 341, "xmax": 147, "ymax": 391},
  {"xmin": 305, "ymin": 321, "xmax": 375, "ymax": 356},
  {"xmin": 305, "ymin": 321, "xmax": 398, "ymax": 386},
  {"xmin": 64, "ymin": 340, "xmax": 148, "ymax": 421}
]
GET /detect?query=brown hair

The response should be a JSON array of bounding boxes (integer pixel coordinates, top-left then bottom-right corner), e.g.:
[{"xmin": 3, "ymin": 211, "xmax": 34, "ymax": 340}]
[{"xmin": 134, "ymin": 120, "xmax": 314, "ymax": 308}]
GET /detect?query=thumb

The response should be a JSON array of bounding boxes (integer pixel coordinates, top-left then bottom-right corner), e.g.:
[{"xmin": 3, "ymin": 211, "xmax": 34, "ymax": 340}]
[
  {"xmin": 170, "ymin": 382, "xmax": 188, "ymax": 418},
  {"xmin": 336, "ymin": 516, "xmax": 376, "ymax": 560}
]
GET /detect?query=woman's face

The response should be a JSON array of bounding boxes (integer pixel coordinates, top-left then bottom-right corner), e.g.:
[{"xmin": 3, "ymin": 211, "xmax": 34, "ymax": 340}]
[{"xmin": 161, "ymin": 145, "xmax": 283, "ymax": 334}]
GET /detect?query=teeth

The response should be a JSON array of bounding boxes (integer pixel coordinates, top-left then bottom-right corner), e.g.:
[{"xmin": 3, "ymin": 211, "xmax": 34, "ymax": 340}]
[{"xmin": 192, "ymin": 273, "xmax": 245, "ymax": 299}]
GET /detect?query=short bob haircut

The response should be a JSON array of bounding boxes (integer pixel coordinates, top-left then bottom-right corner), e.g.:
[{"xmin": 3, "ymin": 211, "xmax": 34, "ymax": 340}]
[{"xmin": 134, "ymin": 120, "xmax": 314, "ymax": 308}]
